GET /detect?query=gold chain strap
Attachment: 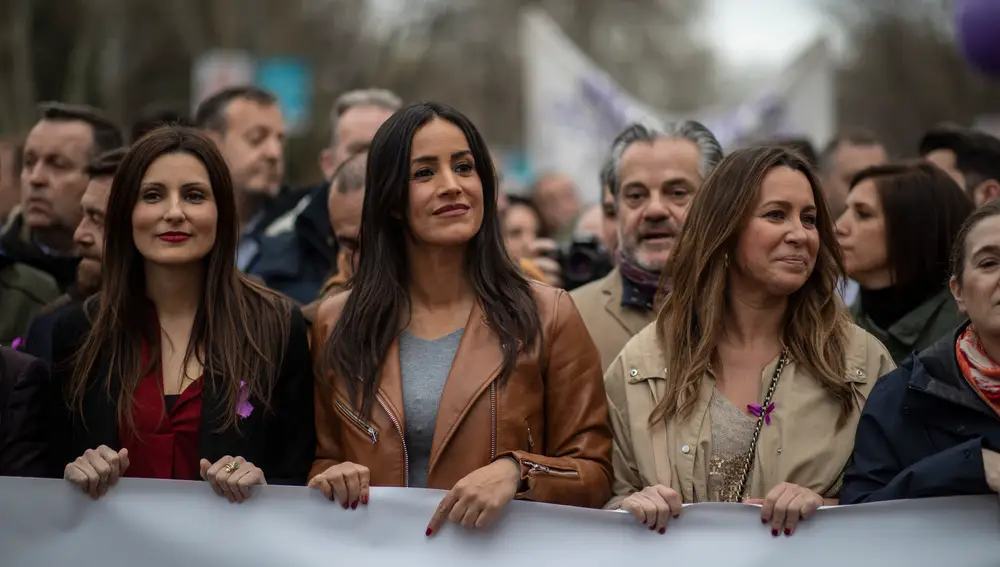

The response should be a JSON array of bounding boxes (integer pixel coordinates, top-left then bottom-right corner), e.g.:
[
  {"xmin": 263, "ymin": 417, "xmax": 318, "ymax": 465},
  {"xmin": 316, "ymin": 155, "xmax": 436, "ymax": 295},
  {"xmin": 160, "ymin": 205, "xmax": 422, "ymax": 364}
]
[{"xmin": 733, "ymin": 349, "xmax": 787, "ymax": 501}]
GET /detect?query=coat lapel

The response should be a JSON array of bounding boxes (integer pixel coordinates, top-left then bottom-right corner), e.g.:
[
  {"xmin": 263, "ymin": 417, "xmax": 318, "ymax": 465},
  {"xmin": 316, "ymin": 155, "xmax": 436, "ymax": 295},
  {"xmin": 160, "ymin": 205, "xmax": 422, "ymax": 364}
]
[
  {"xmin": 79, "ymin": 358, "xmax": 120, "ymax": 452},
  {"xmin": 376, "ymin": 339, "xmax": 406, "ymax": 426},
  {"xmin": 427, "ymin": 302, "xmax": 503, "ymax": 472},
  {"xmin": 602, "ymin": 270, "xmax": 652, "ymax": 336}
]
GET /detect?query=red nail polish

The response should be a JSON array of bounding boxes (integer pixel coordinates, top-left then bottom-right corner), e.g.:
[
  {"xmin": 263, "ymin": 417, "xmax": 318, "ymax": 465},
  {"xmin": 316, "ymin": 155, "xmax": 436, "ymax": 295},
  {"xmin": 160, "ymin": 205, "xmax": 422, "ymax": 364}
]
[
  {"xmin": 784, "ymin": 529, "xmax": 791, "ymax": 536},
  {"xmin": 351, "ymin": 501, "xmax": 358, "ymax": 510},
  {"xmin": 425, "ymin": 528, "xmax": 433, "ymax": 537},
  {"xmin": 641, "ymin": 518, "xmax": 647, "ymax": 525},
  {"xmin": 649, "ymin": 526, "xmax": 655, "ymax": 531},
  {"xmin": 361, "ymin": 494, "xmax": 368, "ymax": 505},
  {"xmin": 761, "ymin": 518, "xmax": 768, "ymax": 524},
  {"xmin": 658, "ymin": 528, "xmax": 666, "ymax": 535},
  {"xmin": 672, "ymin": 514, "xmax": 680, "ymax": 519},
  {"xmin": 771, "ymin": 529, "xmax": 779, "ymax": 537},
  {"xmin": 342, "ymin": 502, "xmax": 349, "ymax": 509}
]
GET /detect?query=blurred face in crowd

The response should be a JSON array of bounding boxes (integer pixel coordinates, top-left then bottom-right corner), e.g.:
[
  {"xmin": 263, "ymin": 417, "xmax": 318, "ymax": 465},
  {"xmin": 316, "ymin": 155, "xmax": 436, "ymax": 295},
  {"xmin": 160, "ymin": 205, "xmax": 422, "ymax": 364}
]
[
  {"xmin": 329, "ymin": 186, "xmax": 365, "ymax": 276},
  {"xmin": 502, "ymin": 202, "xmax": 541, "ymax": 261},
  {"xmin": 617, "ymin": 137, "xmax": 702, "ymax": 272},
  {"xmin": 574, "ymin": 204, "xmax": 602, "ymax": 240},
  {"xmin": 836, "ymin": 179, "xmax": 891, "ymax": 288},
  {"xmin": 322, "ymin": 104, "xmax": 394, "ymax": 180},
  {"xmin": 924, "ymin": 148, "xmax": 965, "ymax": 190},
  {"xmin": 732, "ymin": 167, "xmax": 819, "ymax": 297},
  {"xmin": 132, "ymin": 152, "xmax": 218, "ymax": 266},
  {"xmin": 533, "ymin": 173, "xmax": 580, "ymax": 235},
  {"xmin": 73, "ymin": 174, "xmax": 113, "ymax": 293},
  {"xmin": 20, "ymin": 119, "xmax": 94, "ymax": 234},
  {"xmin": 407, "ymin": 118, "xmax": 484, "ymax": 248},
  {"xmin": 601, "ymin": 184, "xmax": 619, "ymax": 258},
  {"xmin": 951, "ymin": 214, "xmax": 1000, "ymax": 336},
  {"xmin": 824, "ymin": 142, "xmax": 887, "ymax": 217},
  {"xmin": 210, "ymin": 98, "xmax": 285, "ymax": 197}
]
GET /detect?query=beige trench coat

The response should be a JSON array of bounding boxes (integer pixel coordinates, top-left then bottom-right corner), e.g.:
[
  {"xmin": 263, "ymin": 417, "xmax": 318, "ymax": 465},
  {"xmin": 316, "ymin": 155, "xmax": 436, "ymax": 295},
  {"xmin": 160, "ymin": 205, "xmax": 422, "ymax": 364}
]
[{"xmin": 604, "ymin": 322, "xmax": 895, "ymax": 508}]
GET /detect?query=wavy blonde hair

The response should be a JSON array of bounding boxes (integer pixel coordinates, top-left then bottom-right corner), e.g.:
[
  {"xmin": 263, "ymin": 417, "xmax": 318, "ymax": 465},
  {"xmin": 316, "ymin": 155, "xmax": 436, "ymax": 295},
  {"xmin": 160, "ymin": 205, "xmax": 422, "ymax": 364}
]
[{"xmin": 651, "ymin": 146, "xmax": 853, "ymax": 427}]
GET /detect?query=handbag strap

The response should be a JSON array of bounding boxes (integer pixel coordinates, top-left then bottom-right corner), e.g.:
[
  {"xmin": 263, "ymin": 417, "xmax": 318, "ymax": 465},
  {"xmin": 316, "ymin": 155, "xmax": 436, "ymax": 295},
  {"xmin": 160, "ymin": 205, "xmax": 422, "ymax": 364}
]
[{"xmin": 733, "ymin": 349, "xmax": 788, "ymax": 500}]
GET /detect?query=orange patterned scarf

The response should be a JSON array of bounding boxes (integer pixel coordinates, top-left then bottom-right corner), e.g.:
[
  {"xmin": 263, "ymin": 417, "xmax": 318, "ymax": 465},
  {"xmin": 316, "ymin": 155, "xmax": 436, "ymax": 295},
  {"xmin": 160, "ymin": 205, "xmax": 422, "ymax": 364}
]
[{"xmin": 956, "ymin": 325, "xmax": 1000, "ymax": 416}]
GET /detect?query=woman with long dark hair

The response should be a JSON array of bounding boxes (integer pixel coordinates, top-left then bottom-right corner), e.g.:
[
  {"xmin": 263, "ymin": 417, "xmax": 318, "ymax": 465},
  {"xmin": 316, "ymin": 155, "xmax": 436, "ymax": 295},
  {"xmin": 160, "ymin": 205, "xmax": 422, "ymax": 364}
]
[
  {"xmin": 309, "ymin": 102, "xmax": 612, "ymax": 534},
  {"xmin": 836, "ymin": 162, "xmax": 974, "ymax": 363},
  {"xmin": 43, "ymin": 126, "xmax": 314, "ymax": 500}
]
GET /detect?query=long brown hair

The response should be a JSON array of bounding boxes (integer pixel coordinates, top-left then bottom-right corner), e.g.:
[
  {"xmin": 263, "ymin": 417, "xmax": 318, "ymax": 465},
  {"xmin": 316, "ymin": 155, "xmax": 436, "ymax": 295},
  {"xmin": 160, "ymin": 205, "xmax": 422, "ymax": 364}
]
[
  {"xmin": 69, "ymin": 126, "xmax": 292, "ymax": 432},
  {"xmin": 651, "ymin": 146, "xmax": 853, "ymax": 426}
]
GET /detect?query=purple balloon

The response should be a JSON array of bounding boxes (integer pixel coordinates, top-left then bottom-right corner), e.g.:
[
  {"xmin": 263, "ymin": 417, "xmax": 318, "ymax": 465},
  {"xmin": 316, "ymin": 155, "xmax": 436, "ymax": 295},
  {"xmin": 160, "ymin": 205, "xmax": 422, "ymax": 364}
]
[{"xmin": 957, "ymin": 0, "xmax": 1000, "ymax": 76}]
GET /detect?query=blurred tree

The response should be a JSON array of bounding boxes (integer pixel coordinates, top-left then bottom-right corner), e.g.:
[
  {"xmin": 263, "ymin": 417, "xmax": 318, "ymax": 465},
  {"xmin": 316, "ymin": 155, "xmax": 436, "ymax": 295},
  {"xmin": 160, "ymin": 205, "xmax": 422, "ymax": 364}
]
[
  {"xmin": 822, "ymin": 0, "xmax": 1000, "ymax": 156},
  {"xmin": 0, "ymin": 0, "xmax": 714, "ymax": 184}
]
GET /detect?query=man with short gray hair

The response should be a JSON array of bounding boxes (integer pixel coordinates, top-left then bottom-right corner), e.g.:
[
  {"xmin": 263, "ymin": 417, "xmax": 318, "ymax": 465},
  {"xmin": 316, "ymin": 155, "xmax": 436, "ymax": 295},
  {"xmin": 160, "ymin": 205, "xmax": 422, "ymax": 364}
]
[
  {"xmin": 571, "ymin": 120, "xmax": 723, "ymax": 371},
  {"xmin": 320, "ymin": 88, "xmax": 401, "ymax": 180},
  {"xmin": 249, "ymin": 88, "xmax": 401, "ymax": 304}
]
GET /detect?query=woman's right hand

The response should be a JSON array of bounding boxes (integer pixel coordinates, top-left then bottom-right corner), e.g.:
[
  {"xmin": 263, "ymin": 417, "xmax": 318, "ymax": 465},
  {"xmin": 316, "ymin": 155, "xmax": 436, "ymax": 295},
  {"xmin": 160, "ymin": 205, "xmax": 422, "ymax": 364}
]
[
  {"xmin": 307, "ymin": 462, "xmax": 371, "ymax": 509},
  {"xmin": 64, "ymin": 446, "xmax": 130, "ymax": 499},
  {"xmin": 620, "ymin": 484, "xmax": 683, "ymax": 533}
]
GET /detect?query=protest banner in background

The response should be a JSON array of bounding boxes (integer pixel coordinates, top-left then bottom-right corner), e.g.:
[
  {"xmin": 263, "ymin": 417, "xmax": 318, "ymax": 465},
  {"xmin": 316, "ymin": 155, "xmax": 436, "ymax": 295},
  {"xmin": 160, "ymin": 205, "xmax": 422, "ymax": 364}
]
[
  {"xmin": 520, "ymin": 8, "xmax": 835, "ymax": 204},
  {"xmin": 1, "ymin": 476, "xmax": 998, "ymax": 567}
]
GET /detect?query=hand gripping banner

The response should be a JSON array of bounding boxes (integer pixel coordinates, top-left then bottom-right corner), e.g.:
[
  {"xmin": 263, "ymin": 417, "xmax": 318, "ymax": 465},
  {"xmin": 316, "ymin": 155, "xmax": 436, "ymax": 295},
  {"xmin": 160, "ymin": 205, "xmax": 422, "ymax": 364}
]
[{"xmin": 1, "ymin": 477, "xmax": 998, "ymax": 567}]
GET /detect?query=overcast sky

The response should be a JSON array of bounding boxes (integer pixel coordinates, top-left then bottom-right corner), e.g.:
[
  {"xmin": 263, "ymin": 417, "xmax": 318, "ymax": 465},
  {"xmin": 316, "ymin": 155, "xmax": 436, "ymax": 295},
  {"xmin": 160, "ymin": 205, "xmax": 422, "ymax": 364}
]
[{"xmin": 704, "ymin": 0, "xmax": 824, "ymax": 68}]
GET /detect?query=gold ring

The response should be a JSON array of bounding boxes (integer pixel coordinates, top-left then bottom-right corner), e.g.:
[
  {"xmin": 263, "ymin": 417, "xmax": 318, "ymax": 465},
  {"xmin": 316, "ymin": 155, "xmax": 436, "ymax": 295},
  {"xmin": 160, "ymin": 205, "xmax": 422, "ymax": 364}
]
[{"xmin": 223, "ymin": 461, "xmax": 240, "ymax": 474}]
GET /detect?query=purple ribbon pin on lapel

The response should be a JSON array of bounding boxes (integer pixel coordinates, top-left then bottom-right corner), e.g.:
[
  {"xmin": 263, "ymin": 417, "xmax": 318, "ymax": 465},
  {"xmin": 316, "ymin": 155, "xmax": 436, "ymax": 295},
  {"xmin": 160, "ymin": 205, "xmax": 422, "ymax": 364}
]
[
  {"xmin": 237, "ymin": 381, "xmax": 254, "ymax": 419},
  {"xmin": 748, "ymin": 402, "xmax": 775, "ymax": 425},
  {"xmin": 11, "ymin": 337, "xmax": 23, "ymax": 351}
]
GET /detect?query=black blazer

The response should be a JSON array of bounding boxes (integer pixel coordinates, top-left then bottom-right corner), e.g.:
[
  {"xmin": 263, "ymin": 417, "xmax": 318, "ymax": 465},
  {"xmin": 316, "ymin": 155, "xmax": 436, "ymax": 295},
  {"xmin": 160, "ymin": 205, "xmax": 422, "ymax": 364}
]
[
  {"xmin": 0, "ymin": 347, "xmax": 50, "ymax": 476},
  {"xmin": 42, "ymin": 301, "xmax": 316, "ymax": 486}
]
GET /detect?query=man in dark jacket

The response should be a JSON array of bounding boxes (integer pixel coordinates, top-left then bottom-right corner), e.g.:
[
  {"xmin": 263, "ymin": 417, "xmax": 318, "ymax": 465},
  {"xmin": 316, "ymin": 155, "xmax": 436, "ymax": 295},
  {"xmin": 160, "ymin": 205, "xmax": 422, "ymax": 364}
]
[
  {"xmin": 1, "ymin": 103, "xmax": 123, "ymax": 290},
  {"xmin": 0, "ymin": 347, "xmax": 49, "ymax": 476},
  {"xmin": 246, "ymin": 89, "xmax": 401, "ymax": 304}
]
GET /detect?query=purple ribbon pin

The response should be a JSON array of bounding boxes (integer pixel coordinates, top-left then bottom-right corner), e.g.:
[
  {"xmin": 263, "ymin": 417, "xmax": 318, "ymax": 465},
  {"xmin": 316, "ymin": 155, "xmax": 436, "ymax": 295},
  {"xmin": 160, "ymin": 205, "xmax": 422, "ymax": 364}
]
[
  {"xmin": 237, "ymin": 381, "xmax": 254, "ymax": 419},
  {"xmin": 11, "ymin": 337, "xmax": 23, "ymax": 351},
  {"xmin": 748, "ymin": 402, "xmax": 775, "ymax": 425}
]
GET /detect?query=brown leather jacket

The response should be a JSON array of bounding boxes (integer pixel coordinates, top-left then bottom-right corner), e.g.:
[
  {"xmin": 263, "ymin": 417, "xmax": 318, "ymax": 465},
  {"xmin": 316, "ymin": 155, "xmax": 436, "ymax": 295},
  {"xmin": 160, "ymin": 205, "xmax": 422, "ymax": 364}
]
[{"xmin": 310, "ymin": 282, "xmax": 613, "ymax": 509}]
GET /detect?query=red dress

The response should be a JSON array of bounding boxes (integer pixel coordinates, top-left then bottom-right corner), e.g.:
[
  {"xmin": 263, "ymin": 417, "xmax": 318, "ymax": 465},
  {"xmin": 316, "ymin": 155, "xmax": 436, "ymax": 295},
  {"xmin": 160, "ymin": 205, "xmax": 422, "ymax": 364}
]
[{"xmin": 119, "ymin": 337, "xmax": 204, "ymax": 480}]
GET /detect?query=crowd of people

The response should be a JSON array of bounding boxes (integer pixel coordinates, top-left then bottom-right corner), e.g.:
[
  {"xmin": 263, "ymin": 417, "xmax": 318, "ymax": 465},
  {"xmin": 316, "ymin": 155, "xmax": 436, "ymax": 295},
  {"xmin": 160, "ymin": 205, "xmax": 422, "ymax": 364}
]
[{"xmin": 2, "ymin": 83, "xmax": 1000, "ymax": 539}]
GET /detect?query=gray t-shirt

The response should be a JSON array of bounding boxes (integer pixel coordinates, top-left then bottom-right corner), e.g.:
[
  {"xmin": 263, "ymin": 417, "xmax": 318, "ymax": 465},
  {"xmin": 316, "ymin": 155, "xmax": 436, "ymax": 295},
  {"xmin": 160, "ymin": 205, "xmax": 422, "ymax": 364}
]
[{"xmin": 399, "ymin": 328, "xmax": 464, "ymax": 488}]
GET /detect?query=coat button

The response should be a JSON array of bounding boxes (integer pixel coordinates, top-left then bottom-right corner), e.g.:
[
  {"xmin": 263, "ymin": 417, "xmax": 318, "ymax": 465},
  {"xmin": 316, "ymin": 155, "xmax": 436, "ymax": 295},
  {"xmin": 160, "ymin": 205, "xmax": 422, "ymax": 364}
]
[
  {"xmin": 630, "ymin": 368, "xmax": 638, "ymax": 377},
  {"xmin": 856, "ymin": 369, "xmax": 864, "ymax": 377},
  {"xmin": 681, "ymin": 444, "xmax": 691, "ymax": 454},
  {"xmin": 777, "ymin": 448, "xmax": 782, "ymax": 454}
]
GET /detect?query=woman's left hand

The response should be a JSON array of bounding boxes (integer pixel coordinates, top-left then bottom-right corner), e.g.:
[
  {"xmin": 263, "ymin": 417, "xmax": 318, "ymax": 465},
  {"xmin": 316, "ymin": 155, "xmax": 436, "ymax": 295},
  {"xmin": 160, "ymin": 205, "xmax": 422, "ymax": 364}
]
[
  {"xmin": 199, "ymin": 456, "xmax": 267, "ymax": 503},
  {"xmin": 425, "ymin": 458, "xmax": 520, "ymax": 535},
  {"xmin": 745, "ymin": 482, "xmax": 824, "ymax": 536}
]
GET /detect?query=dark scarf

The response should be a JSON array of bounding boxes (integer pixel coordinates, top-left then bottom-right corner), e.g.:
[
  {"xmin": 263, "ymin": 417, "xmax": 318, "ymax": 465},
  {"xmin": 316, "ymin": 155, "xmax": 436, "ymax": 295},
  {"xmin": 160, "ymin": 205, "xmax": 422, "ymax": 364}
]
[{"xmin": 617, "ymin": 250, "xmax": 661, "ymax": 311}]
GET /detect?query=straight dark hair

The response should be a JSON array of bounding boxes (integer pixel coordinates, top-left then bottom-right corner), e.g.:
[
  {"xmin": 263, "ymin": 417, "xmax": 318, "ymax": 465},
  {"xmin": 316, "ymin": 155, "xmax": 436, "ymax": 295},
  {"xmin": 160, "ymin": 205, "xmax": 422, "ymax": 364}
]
[
  {"xmin": 850, "ymin": 162, "xmax": 975, "ymax": 288},
  {"xmin": 324, "ymin": 102, "xmax": 541, "ymax": 417},
  {"xmin": 69, "ymin": 126, "xmax": 292, "ymax": 432}
]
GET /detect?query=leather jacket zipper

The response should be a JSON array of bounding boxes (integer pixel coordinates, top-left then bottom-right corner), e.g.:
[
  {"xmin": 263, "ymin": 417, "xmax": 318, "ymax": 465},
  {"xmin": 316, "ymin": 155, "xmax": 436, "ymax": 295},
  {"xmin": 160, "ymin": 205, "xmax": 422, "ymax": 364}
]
[
  {"xmin": 490, "ymin": 382, "xmax": 497, "ymax": 461},
  {"xmin": 377, "ymin": 395, "xmax": 409, "ymax": 487},
  {"xmin": 525, "ymin": 420, "xmax": 535, "ymax": 452},
  {"xmin": 334, "ymin": 399, "xmax": 378, "ymax": 445},
  {"xmin": 522, "ymin": 460, "xmax": 579, "ymax": 478}
]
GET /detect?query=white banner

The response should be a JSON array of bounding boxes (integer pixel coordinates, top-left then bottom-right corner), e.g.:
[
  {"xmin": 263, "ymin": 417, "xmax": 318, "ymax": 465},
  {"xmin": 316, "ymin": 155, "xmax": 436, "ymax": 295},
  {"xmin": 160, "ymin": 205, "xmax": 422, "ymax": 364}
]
[
  {"xmin": 1, "ymin": 476, "xmax": 998, "ymax": 566},
  {"xmin": 520, "ymin": 8, "xmax": 835, "ymax": 203}
]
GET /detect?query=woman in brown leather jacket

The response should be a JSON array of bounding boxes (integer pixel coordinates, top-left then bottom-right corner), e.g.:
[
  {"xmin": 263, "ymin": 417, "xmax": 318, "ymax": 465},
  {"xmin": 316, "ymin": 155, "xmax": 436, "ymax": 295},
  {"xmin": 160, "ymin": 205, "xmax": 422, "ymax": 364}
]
[{"xmin": 308, "ymin": 102, "xmax": 612, "ymax": 535}]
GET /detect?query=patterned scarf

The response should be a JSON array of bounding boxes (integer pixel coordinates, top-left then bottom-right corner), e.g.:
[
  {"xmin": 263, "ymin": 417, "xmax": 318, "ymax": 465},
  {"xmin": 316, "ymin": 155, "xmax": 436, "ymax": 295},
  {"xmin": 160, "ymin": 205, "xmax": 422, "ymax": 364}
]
[
  {"xmin": 956, "ymin": 325, "xmax": 1000, "ymax": 415},
  {"xmin": 617, "ymin": 250, "xmax": 661, "ymax": 299}
]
